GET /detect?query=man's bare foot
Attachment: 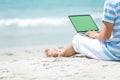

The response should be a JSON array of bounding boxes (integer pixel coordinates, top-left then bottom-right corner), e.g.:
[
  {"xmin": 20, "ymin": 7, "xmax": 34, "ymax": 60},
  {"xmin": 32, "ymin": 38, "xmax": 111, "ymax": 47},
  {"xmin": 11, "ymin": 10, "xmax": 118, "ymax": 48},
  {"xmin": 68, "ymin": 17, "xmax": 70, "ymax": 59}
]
[{"xmin": 44, "ymin": 49, "xmax": 61, "ymax": 57}]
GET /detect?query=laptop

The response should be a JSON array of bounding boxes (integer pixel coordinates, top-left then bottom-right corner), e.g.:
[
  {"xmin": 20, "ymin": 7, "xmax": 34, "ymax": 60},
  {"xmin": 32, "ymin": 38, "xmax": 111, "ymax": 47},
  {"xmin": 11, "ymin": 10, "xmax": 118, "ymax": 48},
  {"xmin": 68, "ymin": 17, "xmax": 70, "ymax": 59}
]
[{"xmin": 68, "ymin": 15, "xmax": 99, "ymax": 36}]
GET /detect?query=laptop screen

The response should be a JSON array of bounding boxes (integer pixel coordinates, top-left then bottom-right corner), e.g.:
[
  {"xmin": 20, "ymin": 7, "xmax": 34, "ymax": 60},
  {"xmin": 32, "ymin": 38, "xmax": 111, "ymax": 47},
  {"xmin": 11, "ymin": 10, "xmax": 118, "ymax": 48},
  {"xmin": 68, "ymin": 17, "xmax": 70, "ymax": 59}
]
[{"xmin": 69, "ymin": 15, "xmax": 98, "ymax": 32}]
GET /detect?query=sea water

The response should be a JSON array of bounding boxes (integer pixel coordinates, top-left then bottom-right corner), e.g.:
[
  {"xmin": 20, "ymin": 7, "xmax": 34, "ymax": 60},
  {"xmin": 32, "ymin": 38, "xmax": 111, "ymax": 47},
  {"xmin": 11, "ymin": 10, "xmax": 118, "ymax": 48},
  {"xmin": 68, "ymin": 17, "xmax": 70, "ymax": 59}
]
[{"xmin": 0, "ymin": 0, "xmax": 104, "ymax": 48}]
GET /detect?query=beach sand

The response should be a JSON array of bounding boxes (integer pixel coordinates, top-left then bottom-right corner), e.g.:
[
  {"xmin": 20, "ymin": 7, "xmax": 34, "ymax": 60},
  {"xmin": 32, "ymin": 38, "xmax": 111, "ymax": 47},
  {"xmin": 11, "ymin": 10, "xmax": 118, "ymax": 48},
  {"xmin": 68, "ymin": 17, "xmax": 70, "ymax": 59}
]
[{"xmin": 0, "ymin": 45, "xmax": 120, "ymax": 80}]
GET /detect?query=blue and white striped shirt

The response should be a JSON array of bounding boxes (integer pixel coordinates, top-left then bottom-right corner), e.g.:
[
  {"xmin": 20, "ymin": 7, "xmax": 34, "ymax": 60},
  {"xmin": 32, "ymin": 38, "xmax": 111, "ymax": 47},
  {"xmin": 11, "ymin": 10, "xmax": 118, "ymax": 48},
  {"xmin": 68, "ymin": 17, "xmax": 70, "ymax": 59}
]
[{"xmin": 102, "ymin": 0, "xmax": 120, "ymax": 60}]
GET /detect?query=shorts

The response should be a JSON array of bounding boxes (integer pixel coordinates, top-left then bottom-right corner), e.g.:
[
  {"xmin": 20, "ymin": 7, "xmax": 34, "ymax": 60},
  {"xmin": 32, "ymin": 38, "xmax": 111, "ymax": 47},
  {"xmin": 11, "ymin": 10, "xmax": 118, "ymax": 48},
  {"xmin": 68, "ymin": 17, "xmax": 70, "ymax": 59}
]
[{"xmin": 72, "ymin": 34, "xmax": 111, "ymax": 60}]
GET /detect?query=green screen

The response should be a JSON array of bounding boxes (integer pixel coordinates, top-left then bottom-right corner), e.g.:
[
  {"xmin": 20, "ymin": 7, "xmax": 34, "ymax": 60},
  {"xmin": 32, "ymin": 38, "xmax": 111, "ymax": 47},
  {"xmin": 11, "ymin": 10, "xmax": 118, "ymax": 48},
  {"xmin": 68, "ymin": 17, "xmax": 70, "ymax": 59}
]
[{"xmin": 69, "ymin": 15, "xmax": 98, "ymax": 32}]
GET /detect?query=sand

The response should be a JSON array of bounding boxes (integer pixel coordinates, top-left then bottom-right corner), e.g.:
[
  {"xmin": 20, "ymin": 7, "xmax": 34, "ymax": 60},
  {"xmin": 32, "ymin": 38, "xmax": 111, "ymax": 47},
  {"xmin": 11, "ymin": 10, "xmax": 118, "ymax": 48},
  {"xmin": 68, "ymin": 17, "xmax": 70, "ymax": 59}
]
[{"xmin": 0, "ymin": 45, "xmax": 120, "ymax": 80}]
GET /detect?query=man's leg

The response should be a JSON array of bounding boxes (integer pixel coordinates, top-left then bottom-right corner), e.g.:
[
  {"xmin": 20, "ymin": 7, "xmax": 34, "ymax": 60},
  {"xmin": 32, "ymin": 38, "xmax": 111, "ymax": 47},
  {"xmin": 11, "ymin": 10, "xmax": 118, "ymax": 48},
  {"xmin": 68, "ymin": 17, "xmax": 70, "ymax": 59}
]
[{"xmin": 44, "ymin": 43, "xmax": 78, "ymax": 57}]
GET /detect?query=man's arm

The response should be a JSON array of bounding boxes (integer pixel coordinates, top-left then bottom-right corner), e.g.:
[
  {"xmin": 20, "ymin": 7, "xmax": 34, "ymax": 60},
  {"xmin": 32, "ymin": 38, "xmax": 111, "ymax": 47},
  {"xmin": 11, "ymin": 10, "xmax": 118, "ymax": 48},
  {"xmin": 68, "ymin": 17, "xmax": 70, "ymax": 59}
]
[{"xmin": 86, "ymin": 22, "xmax": 114, "ymax": 41}]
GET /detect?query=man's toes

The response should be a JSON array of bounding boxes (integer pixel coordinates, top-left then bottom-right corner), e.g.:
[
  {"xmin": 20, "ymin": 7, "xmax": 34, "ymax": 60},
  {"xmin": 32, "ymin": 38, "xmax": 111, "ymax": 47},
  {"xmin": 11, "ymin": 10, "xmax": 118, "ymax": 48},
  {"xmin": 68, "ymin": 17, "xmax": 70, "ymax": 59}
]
[
  {"xmin": 44, "ymin": 49, "xmax": 51, "ymax": 57},
  {"xmin": 44, "ymin": 49, "xmax": 50, "ymax": 53}
]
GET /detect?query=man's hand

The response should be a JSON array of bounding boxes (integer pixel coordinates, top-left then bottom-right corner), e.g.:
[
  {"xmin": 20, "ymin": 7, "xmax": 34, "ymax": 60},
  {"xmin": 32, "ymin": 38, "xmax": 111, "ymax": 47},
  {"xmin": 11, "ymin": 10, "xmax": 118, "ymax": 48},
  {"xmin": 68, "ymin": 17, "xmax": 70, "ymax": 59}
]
[{"xmin": 86, "ymin": 31, "xmax": 98, "ymax": 39}]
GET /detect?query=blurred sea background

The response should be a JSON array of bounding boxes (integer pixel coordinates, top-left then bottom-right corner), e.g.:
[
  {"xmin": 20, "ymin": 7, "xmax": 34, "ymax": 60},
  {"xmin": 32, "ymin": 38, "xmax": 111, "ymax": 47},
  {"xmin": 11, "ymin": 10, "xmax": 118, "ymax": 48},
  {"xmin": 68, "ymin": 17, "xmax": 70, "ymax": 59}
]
[{"xmin": 0, "ymin": 0, "xmax": 104, "ymax": 48}]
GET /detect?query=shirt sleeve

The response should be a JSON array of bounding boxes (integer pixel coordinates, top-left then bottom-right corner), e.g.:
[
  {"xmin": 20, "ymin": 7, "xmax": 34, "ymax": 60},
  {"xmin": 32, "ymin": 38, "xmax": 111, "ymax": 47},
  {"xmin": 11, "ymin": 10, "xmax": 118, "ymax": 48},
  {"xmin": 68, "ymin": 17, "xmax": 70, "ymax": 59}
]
[{"xmin": 102, "ymin": 0, "xmax": 116, "ymax": 24}]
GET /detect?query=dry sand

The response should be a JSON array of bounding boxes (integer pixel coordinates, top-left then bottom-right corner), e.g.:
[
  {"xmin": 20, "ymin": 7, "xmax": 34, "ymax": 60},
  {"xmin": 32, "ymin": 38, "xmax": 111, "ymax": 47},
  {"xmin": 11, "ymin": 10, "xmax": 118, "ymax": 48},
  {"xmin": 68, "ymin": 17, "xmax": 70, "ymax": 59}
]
[{"xmin": 0, "ymin": 45, "xmax": 120, "ymax": 80}]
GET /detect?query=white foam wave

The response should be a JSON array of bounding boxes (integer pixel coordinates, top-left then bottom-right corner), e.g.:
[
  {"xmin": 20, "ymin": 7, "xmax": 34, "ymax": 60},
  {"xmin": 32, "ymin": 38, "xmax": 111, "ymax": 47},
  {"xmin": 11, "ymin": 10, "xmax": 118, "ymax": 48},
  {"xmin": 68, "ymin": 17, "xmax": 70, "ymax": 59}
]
[
  {"xmin": 0, "ymin": 18, "xmax": 69, "ymax": 27},
  {"xmin": 0, "ymin": 13, "xmax": 102, "ymax": 28}
]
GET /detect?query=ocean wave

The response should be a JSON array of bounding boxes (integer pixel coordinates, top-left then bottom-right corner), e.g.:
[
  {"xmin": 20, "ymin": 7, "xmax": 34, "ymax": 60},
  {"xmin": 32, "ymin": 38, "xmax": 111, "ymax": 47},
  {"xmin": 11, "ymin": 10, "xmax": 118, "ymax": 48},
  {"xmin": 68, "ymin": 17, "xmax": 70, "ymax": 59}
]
[
  {"xmin": 0, "ymin": 18, "xmax": 69, "ymax": 27},
  {"xmin": 0, "ymin": 14, "xmax": 102, "ymax": 28}
]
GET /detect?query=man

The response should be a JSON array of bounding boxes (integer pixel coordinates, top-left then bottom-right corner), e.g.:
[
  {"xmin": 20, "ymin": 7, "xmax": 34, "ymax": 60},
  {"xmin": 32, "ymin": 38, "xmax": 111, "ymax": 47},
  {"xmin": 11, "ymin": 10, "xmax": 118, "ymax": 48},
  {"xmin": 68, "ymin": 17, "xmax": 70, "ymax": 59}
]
[{"xmin": 45, "ymin": 0, "xmax": 120, "ymax": 61}]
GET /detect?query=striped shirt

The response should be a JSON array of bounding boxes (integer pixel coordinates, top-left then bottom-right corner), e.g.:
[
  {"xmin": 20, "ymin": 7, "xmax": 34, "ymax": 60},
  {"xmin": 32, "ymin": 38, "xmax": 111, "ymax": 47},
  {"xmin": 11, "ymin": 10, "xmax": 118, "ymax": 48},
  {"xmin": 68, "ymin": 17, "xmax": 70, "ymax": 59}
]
[{"xmin": 102, "ymin": 0, "xmax": 120, "ymax": 60}]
